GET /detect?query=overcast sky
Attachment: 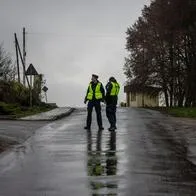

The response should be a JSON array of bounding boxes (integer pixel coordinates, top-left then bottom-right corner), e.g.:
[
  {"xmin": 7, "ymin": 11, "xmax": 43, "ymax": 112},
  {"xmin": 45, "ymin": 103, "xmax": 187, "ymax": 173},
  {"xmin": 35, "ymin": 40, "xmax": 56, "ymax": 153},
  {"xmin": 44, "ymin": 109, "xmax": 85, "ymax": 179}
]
[{"xmin": 1, "ymin": 0, "xmax": 150, "ymax": 107}]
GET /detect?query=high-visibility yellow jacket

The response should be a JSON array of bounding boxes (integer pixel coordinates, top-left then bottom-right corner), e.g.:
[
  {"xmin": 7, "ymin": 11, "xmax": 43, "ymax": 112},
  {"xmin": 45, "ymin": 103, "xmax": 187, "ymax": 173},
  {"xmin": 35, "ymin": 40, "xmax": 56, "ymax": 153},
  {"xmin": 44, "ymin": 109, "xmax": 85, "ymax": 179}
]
[
  {"xmin": 87, "ymin": 82, "xmax": 103, "ymax": 100},
  {"xmin": 110, "ymin": 82, "xmax": 120, "ymax": 96}
]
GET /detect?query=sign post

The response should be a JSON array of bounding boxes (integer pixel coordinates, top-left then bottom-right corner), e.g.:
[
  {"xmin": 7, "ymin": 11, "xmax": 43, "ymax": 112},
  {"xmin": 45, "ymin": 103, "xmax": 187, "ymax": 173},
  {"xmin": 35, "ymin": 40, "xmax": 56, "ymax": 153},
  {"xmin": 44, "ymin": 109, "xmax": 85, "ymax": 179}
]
[
  {"xmin": 42, "ymin": 86, "xmax": 48, "ymax": 103},
  {"xmin": 25, "ymin": 64, "xmax": 38, "ymax": 107}
]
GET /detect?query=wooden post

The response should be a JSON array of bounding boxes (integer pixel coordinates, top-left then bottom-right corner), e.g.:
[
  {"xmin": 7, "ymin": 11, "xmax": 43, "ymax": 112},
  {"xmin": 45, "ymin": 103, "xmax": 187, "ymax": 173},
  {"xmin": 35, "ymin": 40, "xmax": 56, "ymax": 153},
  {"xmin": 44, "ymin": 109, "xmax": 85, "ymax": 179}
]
[
  {"xmin": 30, "ymin": 75, "xmax": 32, "ymax": 107},
  {"xmin": 23, "ymin": 27, "xmax": 26, "ymax": 86},
  {"xmin": 45, "ymin": 92, "xmax": 48, "ymax": 103},
  {"xmin": 14, "ymin": 33, "xmax": 20, "ymax": 83},
  {"xmin": 15, "ymin": 34, "xmax": 30, "ymax": 88}
]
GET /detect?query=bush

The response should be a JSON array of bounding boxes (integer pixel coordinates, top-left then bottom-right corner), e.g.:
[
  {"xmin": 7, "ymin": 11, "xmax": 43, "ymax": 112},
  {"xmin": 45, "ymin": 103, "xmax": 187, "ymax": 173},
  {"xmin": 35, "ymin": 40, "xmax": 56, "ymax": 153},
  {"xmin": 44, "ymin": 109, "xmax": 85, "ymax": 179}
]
[
  {"xmin": 0, "ymin": 80, "xmax": 42, "ymax": 106},
  {"xmin": 0, "ymin": 102, "xmax": 21, "ymax": 115}
]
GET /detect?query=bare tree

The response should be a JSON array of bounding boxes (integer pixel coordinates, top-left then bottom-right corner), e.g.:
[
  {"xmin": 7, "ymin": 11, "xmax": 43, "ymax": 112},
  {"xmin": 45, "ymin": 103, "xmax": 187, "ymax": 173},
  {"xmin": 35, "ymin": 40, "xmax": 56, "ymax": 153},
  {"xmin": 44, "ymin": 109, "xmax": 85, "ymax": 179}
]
[{"xmin": 0, "ymin": 44, "xmax": 15, "ymax": 81}]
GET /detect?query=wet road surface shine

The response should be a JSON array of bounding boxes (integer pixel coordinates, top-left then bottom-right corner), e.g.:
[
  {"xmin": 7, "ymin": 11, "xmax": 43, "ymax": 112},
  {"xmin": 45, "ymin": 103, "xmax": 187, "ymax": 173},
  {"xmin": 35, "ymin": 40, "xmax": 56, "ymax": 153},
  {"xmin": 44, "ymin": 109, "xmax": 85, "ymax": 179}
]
[{"xmin": 0, "ymin": 108, "xmax": 196, "ymax": 195}]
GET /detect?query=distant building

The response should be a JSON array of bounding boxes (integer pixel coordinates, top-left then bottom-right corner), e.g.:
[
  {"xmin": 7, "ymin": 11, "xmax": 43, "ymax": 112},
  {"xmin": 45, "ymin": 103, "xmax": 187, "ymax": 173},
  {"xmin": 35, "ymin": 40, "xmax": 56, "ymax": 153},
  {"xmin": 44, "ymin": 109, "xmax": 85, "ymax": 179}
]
[{"xmin": 124, "ymin": 81, "xmax": 161, "ymax": 107}]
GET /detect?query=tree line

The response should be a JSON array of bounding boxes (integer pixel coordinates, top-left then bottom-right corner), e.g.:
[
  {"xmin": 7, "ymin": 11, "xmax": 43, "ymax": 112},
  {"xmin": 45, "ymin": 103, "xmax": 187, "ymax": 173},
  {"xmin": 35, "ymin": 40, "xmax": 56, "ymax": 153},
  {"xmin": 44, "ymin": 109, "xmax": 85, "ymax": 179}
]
[
  {"xmin": 0, "ymin": 44, "xmax": 43, "ymax": 106},
  {"xmin": 124, "ymin": 0, "xmax": 196, "ymax": 107}
]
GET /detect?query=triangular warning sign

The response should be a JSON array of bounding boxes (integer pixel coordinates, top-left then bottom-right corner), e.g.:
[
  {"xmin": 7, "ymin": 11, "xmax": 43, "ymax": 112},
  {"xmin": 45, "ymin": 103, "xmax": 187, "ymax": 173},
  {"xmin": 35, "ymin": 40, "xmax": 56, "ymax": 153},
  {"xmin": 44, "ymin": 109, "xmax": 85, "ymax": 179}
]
[
  {"xmin": 25, "ymin": 64, "xmax": 38, "ymax": 75},
  {"xmin": 42, "ymin": 86, "xmax": 48, "ymax": 92}
]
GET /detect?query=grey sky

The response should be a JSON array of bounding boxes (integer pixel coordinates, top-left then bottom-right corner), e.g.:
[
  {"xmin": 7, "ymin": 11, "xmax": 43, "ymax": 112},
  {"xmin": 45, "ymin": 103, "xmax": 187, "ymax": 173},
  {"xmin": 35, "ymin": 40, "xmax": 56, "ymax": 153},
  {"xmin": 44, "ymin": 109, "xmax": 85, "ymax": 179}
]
[{"xmin": 1, "ymin": 0, "xmax": 150, "ymax": 107}]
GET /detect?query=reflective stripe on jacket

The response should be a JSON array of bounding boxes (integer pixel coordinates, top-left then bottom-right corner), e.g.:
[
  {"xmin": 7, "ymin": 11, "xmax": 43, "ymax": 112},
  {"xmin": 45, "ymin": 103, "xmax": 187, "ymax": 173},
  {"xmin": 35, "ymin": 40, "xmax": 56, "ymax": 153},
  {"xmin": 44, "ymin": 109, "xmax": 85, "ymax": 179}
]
[
  {"xmin": 87, "ymin": 82, "xmax": 103, "ymax": 100},
  {"xmin": 110, "ymin": 82, "xmax": 120, "ymax": 96}
]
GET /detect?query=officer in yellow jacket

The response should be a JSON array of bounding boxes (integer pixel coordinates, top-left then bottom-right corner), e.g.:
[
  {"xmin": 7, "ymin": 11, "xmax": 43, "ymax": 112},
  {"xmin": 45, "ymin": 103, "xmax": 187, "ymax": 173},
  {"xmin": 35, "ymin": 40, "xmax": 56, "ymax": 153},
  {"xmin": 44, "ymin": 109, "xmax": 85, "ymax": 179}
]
[
  {"xmin": 105, "ymin": 77, "xmax": 120, "ymax": 131},
  {"xmin": 84, "ymin": 74, "xmax": 105, "ymax": 131}
]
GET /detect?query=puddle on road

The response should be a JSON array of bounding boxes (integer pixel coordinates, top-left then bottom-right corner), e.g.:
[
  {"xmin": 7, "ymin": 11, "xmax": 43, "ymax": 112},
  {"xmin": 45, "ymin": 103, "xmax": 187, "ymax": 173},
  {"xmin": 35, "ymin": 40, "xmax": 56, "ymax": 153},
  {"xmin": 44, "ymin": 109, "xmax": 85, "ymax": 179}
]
[{"xmin": 86, "ymin": 130, "xmax": 118, "ymax": 195}]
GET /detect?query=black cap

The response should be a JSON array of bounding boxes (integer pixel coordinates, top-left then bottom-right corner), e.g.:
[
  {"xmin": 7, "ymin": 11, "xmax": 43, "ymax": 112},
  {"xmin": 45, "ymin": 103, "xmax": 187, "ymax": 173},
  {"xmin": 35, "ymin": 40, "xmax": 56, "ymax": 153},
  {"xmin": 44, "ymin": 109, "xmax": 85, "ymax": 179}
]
[
  {"xmin": 109, "ymin": 76, "xmax": 116, "ymax": 82},
  {"xmin": 92, "ymin": 74, "xmax": 99, "ymax": 79}
]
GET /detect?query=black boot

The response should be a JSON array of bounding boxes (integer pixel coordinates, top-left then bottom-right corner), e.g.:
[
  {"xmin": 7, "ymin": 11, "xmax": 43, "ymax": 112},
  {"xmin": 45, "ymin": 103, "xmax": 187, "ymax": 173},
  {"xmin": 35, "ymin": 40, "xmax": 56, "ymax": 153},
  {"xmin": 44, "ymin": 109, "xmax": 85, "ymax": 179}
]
[{"xmin": 108, "ymin": 127, "xmax": 115, "ymax": 131}]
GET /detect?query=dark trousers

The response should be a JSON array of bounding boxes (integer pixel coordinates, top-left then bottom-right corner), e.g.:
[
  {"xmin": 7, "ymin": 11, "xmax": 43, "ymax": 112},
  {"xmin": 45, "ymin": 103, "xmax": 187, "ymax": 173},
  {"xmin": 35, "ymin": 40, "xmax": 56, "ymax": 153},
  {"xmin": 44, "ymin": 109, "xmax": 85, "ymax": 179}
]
[
  {"xmin": 86, "ymin": 100, "xmax": 103, "ymax": 128},
  {"xmin": 106, "ymin": 104, "xmax": 116, "ymax": 128}
]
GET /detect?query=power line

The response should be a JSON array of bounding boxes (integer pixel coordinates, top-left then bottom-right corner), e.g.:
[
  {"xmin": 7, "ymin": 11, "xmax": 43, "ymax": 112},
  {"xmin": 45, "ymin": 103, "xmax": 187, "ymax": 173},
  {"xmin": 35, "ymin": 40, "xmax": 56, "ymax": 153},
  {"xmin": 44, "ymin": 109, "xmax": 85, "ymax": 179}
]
[{"xmin": 27, "ymin": 32, "xmax": 123, "ymax": 38}]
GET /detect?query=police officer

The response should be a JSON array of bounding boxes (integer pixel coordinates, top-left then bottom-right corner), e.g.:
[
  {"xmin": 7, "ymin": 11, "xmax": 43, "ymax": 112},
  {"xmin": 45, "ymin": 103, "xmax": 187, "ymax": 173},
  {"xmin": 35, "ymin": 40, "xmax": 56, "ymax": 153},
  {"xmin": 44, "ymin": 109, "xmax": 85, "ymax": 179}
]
[
  {"xmin": 84, "ymin": 74, "xmax": 105, "ymax": 131},
  {"xmin": 105, "ymin": 77, "xmax": 120, "ymax": 131}
]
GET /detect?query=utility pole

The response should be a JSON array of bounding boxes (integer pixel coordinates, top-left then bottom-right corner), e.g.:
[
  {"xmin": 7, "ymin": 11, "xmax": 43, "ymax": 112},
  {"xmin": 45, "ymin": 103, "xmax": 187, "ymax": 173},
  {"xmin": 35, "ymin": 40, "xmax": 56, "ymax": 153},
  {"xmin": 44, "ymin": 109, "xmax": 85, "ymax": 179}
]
[
  {"xmin": 23, "ymin": 27, "xmax": 26, "ymax": 86},
  {"xmin": 14, "ymin": 33, "xmax": 20, "ymax": 83},
  {"xmin": 15, "ymin": 34, "xmax": 30, "ymax": 88}
]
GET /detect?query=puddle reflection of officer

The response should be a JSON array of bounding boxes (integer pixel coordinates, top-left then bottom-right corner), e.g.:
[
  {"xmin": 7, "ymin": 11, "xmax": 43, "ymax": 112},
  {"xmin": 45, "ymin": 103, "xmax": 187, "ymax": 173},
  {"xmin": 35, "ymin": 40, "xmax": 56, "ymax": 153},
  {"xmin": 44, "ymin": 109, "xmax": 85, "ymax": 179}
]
[
  {"xmin": 87, "ymin": 131, "xmax": 118, "ymax": 194},
  {"xmin": 106, "ymin": 131, "xmax": 117, "ymax": 176},
  {"xmin": 87, "ymin": 130, "xmax": 104, "ymax": 177}
]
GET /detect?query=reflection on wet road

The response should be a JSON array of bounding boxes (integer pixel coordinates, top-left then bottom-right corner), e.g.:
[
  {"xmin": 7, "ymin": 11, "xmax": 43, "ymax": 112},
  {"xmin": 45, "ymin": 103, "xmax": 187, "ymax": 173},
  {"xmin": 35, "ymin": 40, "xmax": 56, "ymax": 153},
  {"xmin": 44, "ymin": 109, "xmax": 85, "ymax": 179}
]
[
  {"xmin": 0, "ymin": 108, "xmax": 196, "ymax": 196},
  {"xmin": 87, "ymin": 130, "xmax": 118, "ymax": 195}
]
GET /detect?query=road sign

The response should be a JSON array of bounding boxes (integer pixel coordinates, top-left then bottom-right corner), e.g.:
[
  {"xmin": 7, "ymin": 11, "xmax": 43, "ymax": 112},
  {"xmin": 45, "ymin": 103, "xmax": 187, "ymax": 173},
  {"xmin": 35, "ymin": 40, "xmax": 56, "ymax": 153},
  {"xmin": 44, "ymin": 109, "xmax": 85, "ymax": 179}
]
[
  {"xmin": 42, "ymin": 86, "xmax": 48, "ymax": 92},
  {"xmin": 25, "ymin": 64, "xmax": 38, "ymax": 75}
]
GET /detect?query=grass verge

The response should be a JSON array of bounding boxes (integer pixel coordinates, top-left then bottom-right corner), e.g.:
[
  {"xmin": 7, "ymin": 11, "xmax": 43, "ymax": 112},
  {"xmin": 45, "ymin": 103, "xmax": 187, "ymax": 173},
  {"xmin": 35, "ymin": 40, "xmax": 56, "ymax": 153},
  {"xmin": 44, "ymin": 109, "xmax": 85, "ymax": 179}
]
[
  {"xmin": 150, "ymin": 107, "xmax": 196, "ymax": 118},
  {"xmin": 166, "ymin": 107, "xmax": 196, "ymax": 118},
  {"xmin": 0, "ymin": 102, "xmax": 57, "ymax": 119}
]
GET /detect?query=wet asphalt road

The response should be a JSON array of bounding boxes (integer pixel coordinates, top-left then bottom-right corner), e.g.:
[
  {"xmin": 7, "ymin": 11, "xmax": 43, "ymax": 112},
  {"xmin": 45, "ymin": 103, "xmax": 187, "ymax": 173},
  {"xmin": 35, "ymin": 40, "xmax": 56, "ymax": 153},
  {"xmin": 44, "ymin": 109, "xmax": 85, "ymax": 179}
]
[{"xmin": 0, "ymin": 108, "xmax": 196, "ymax": 196}]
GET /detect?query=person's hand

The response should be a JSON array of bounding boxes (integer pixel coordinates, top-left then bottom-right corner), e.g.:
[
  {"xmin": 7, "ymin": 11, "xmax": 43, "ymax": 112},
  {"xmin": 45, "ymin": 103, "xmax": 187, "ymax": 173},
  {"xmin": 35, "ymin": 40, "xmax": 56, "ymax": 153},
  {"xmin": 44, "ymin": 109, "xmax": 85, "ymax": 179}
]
[{"xmin": 84, "ymin": 100, "xmax": 87, "ymax": 104}]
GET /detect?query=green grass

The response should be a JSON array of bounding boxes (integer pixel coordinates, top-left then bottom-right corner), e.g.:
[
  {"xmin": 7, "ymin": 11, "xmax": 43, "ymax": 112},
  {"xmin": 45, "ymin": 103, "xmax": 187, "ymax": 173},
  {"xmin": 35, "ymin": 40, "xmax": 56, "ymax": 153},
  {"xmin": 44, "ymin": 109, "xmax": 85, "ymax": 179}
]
[
  {"xmin": 166, "ymin": 107, "xmax": 196, "ymax": 118},
  {"xmin": 0, "ymin": 102, "xmax": 56, "ymax": 118},
  {"xmin": 146, "ymin": 106, "xmax": 196, "ymax": 118}
]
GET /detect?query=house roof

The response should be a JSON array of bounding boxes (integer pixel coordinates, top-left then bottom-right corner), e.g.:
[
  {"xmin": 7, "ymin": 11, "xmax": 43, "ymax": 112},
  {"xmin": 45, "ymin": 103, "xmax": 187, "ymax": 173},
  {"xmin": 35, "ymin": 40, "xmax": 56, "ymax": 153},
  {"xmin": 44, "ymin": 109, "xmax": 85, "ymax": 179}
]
[{"xmin": 124, "ymin": 81, "xmax": 161, "ymax": 94}]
